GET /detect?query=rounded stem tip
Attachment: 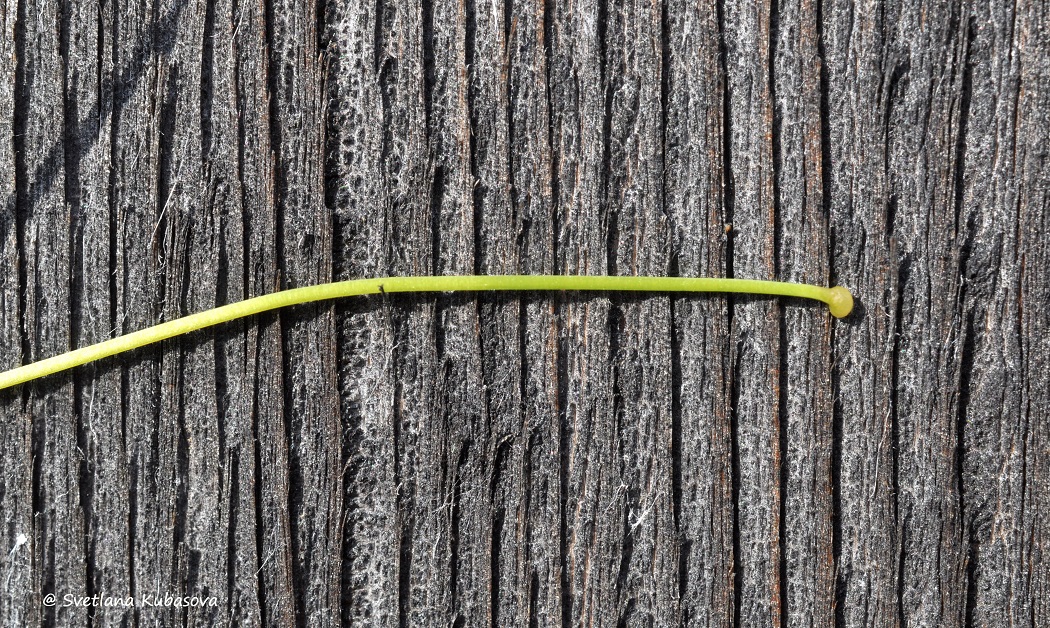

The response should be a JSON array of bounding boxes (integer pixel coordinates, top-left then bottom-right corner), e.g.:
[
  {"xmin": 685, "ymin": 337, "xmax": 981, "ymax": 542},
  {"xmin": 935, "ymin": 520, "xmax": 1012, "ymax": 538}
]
[{"xmin": 827, "ymin": 286, "xmax": 854, "ymax": 318}]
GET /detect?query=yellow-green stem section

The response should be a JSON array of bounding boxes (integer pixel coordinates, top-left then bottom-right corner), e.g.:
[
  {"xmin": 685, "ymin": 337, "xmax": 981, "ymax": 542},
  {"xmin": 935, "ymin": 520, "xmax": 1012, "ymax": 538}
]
[{"xmin": 0, "ymin": 275, "xmax": 852, "ymax": 391}]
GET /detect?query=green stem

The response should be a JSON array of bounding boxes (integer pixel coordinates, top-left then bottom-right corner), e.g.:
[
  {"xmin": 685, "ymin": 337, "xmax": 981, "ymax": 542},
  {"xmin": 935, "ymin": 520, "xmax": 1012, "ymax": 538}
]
[{"xmin": 0, "ymin": 275, "xmax": 852, "ymax": 390}]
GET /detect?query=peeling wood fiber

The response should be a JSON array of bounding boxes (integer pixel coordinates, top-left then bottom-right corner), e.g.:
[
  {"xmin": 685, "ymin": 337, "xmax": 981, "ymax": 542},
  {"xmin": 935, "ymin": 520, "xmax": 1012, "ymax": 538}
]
[{"xmin": 0, "ymin": 0, "xmax": 1048, "ymax": 625}]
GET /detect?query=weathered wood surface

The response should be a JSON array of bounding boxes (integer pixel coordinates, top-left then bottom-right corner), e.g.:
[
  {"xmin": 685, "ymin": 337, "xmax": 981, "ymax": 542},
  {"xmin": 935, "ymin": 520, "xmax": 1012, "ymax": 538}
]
[{"xmin": 0, "ymin": 0, "xmax": 1047, "ymax": 624}]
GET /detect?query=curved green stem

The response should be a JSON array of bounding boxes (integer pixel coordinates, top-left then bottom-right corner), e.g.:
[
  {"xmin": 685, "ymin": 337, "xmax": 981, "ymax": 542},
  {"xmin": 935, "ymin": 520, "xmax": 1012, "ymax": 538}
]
[{"xmin": 0, "ymin": 275, "xmax": 852, "ymax": 391}]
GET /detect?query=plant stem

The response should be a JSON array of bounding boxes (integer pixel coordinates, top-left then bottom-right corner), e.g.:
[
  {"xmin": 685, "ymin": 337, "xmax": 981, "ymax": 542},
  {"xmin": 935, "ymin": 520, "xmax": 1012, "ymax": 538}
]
[{"xmin": 0, "ymin": 275, "xmax": 852, "ymax": 390}]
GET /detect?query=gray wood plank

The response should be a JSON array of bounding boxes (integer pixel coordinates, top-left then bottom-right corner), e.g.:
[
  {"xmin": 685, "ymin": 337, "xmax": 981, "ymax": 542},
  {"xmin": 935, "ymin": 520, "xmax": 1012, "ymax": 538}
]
[
  {"xmin": 959, "ymin": 1, "xmax": 1050, "ymax": 626},
  {"xmin": 723, "ymin": 0, "xmax": 782, "ymax": 625},
  {"xmin": 663, "ymin": 1, "xmax": 735, "ymax": 625},
  {"xmin": 772, "ymin": 0, "xmax": 835, "ymax": 624},
  {"xmin": 957, "ymin": 3, "xmax": 1028, "ymax": 621},
  {"xmin": 107, "ymin": 1, "xmax": 178, "ymax": 624},
  {"xmin": 154, "ymin": 0, "xmax": 229, "ymax": 624},
  {"xmin": 235, "ymin": 0, "xmax": 299, "ymax": 622},
  {"xmin": 20, "ymin": 0, "xmax": 86, "ymax": 624},
  {"xmin": 425, "ymin": 1, "xmax": 494, "ymax": 624},
  {"xmin": 267, "ymin": 0, "xmax": 344, "ymax": 622},
  {"xmin": 1016, "ymin": 5, "xmax": 1050, "ymax": 625},
  {"xmin": 324, "ymin": 0, "xmax": 400, "ymax": 624},
  {"xmin": 546, "ymin": 0, "xmax": 617, "ymax": 625},
  {"xmin": 0, "ymin": 0, "xmax": 35, "ymax": 624},
  {"xmin": 496, "ymin": 0, "xmax": 563, "ymax": 623},
  {"xmin": 372, "ymin": 1, "xmax": 446, "ymax": 625},
  {"xmin": 604, "ymin": 1, "xmax": 679, "ymax": 624},
  {"xmin": 208, "ymin": 0, "xmax": 263, "ymax": 621},
  {"xmin": 823, "ymin": 0, "xmax": 900, "ymax": 624},
  {"xmin": 0, "ymin": 0, "xmax": 1046, "ymax": 625},
  {"xmin": 65, "ymin": 0, "xmax": 128, "ymax": 623},
  {"xmin": 883, "ymin": 1, "xmax": 968, "ymax": 624}
]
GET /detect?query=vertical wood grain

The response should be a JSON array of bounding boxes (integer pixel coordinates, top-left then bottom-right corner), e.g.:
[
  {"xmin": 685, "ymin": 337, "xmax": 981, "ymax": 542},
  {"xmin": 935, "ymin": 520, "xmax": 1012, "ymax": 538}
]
[{"xmin": 0, "ymin": 0, "xmax": 1046, "ymax": 625}]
